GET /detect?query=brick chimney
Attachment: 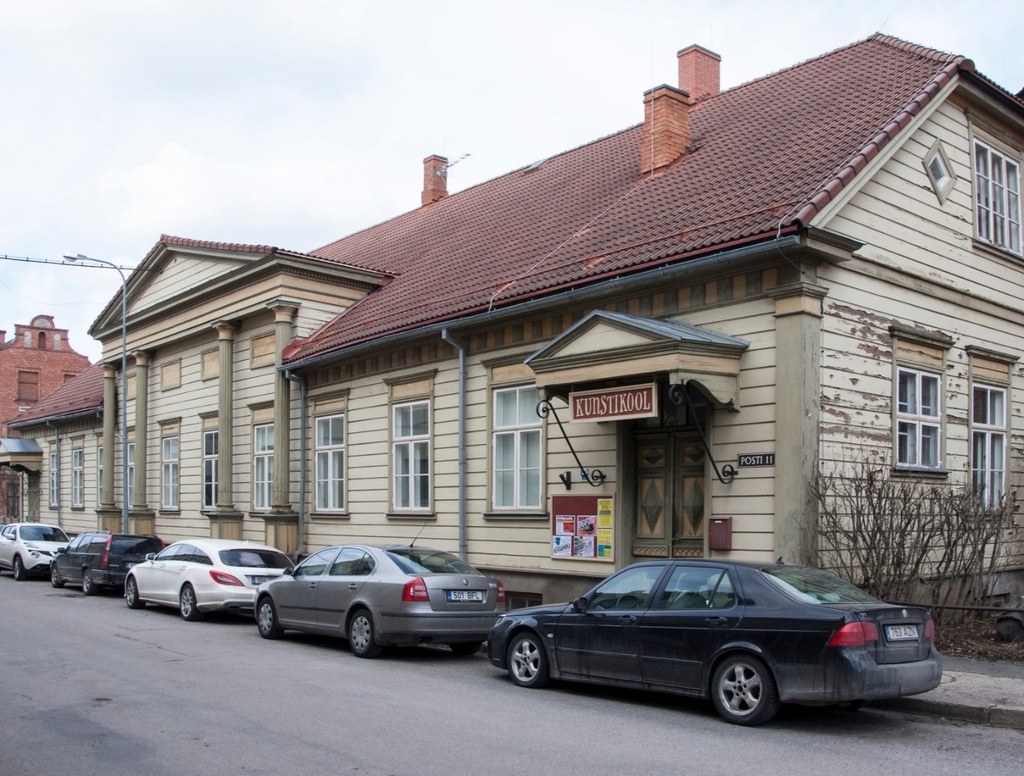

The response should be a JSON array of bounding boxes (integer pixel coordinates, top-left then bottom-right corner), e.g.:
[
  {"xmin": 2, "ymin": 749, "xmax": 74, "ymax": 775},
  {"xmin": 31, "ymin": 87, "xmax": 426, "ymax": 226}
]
[
  {"xmin": 641, "ymin": 85, "xmax": 692, "ymax": 175},
  {"xmin": 640, "ymin": 45, "xmax": 721, "ymax": 175},
  {"xmin": 677, "ymin": 44, "xmax": 721, "ymax": 101},
  {"xmin": 422, "ymin": 154, "xmax": 448, "ymax": 206}
]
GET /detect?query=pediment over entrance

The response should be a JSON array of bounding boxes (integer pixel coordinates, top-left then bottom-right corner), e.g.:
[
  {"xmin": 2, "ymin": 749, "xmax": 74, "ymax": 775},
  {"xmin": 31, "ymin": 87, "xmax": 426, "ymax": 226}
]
[
  {"xmin": 525, "ymin": 311, "xmax": 749, "ymax": 410},
  {"xmin": 0, "ymin": 438, "xmax": 43, "ymax": 472}
]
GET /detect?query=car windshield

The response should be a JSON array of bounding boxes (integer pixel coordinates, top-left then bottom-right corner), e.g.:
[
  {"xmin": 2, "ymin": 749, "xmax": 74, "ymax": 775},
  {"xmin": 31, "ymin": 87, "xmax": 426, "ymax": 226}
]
[
  {"xmin": 761, "ymin": 566, "xmax": 880, "ymax": 605},
  {"xmin": 386, "ymin": 548, "xmax": 478, "ymax": 575},
  {"xmin": 218, "ymin": 549, "xmax": 292, "ymax": 569},
  {"xmin": 21, "ymin": 525, "xmax": 69, "ymax": 542}
]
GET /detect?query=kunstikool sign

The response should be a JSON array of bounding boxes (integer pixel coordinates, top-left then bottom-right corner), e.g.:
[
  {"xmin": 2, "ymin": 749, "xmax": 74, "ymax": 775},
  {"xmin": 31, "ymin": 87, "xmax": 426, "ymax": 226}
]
[{"xmin": 570, "ymin": 384, "xmax": 658, "ymax": 422}]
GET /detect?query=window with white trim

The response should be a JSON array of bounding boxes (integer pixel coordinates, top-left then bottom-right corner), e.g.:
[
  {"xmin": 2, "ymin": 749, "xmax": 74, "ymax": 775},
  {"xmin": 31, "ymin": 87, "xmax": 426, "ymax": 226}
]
[
  {"xmin": 315, "ymin": 414, "xmax": 346, "ymax": 512},
  {"xmin": 126, "ymin": 442, "xmax": 135, "ymax": 503},
  {"xmin": 161, "ymin": 435, "xmax": 179, "ymax": 509},
  {"xmin": 896, "ymin": 367, "xmax": 941, "ymax": 469},
  {"xmin": 71, "ymin": 448, "xmax": 84, "ymax": 507},
  {"xmin": 393, "ymin": 400, "xmax": 430, "ymax": 510},
  {"xmin": 971, "ymin": 385, "xmax": 1006, "ymax": 506},
  {"xmin": 49, "ymin": 451, "xmax": 59, "ymax": 507},
  {"xmin": 203, "ymin": 430, "xmax": 218, "ymax": 510},
  {"xmin": 974, "ymin": 139, "xmax": 1021, "ymax": 255},
  {"xmin": 493, "ymin": 386, "xmax": 542, "ymax": 510},
  {"xmin": 253, "ymin": 424, "xmax": 274, "ymax": 510}
]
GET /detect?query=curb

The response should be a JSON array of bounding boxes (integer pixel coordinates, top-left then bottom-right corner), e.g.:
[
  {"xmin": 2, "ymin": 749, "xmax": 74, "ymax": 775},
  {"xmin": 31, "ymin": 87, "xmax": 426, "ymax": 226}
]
[{"xmin": 876, "ymin": 697, "xmax": 1024, "ymax": 730}]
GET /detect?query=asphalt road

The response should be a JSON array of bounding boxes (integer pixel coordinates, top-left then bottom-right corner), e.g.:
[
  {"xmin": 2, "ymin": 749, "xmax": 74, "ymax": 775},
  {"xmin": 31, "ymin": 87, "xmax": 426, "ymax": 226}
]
[{"xmin": 1, "ymin": 572, "xmax": 1021, "ymax": 776}]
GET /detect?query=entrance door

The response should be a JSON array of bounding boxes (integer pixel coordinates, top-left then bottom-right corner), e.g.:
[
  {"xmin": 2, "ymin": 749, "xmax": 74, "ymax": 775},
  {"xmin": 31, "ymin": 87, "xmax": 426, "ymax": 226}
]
[{"xmin": 632, "ymin": 430, "xmax": 706, "ymax": 560}]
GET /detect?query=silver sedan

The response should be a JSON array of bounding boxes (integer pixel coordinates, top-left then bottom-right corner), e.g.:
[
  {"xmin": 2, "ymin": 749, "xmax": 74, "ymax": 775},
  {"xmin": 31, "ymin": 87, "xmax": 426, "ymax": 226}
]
[{"xmin": 255, "ymin": 544, "xmax": 505, "ymax": 657}]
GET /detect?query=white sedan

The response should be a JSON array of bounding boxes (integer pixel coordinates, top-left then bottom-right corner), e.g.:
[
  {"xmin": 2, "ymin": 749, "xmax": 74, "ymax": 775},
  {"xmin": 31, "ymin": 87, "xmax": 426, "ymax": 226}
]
[
  {"xmin": 124, "ymin": 538, "xmax": 292, "ymax": 621},
  {"xmin": 0, "ymin": 522, "xmax": 70, "ymax": 580}
]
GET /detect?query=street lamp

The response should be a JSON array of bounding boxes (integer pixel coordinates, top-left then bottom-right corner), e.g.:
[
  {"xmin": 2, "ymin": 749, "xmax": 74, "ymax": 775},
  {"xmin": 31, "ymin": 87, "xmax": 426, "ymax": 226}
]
[{"xmin": 64, "ymin": 253, "xmax": 130, "ymax": 533}]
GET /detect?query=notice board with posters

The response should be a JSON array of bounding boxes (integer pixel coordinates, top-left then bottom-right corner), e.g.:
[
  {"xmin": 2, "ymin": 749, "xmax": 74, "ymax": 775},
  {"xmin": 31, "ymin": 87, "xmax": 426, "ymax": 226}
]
[{"xmin": 551, "ymin": 495, "xmax": 614, "ymax": 561}]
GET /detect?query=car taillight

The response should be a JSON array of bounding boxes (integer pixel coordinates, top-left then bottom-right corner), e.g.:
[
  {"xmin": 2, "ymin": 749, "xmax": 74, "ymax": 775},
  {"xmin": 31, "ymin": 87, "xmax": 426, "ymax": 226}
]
[
  {"xmin": 100, "ymin": 538, "xmax": 111, "ymax": 569},
  {"xmin": 402, "ymin": 577, "xmax": 430, "ymax": 602},
  {"xmin": 924, "ymin": 619, "xmax": 935, "ymax": 641},
  {"xmin": 209, "ymin": 570, "xmax": 244, "ymax": 587},
  {"xmin": 828, "ymin": 621, "xmax": 880, "ymax": 647},
  {"xmin": 497, "ymin": 581, "xmax": 505, "ymax": 604}
]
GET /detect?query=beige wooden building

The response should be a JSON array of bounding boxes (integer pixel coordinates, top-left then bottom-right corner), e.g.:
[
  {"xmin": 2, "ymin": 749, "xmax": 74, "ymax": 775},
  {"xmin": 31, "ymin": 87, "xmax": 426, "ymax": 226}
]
[{"xmin": 8, "ymin": 35, "xmax": 1024, "ymax": 604}]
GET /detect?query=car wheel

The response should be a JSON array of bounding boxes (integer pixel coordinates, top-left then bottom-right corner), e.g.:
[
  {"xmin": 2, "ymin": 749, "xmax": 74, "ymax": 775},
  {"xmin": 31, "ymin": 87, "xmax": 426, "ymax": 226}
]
[
  {"xmin": 51, "ymin": 563, "xmax": 65, "ymax": 588},
  {"xmin": 448, "ymin": 641, "xmax": 483, "ymax": 656},
  {"xmin": 348, "ymin": 608, "xmax": 383, "ymax": 658},
  {"xmin": 256, "ymin": 597, "xmax": 284, "ymax": 639},
  {"xmin": 179, "ymin": 583, "xmax": 204, "ymax": 621},
  {"xmin": 12, "ymin": 556, "xmax": 27, "ymax": 581},
  {"xmin": 507, "ymin": 631, "xmax": 550, "ymax": 689},
  {"xmin": 711, "ymin": 654, "xmax": 780, "ymax": 726},
  {"xmin": 82, "ymin": 570, "xmax": 98, "ymax": 596},
  {"xmin": 125, "ymin": 576, "xmax": 146, "ymax": 609}
]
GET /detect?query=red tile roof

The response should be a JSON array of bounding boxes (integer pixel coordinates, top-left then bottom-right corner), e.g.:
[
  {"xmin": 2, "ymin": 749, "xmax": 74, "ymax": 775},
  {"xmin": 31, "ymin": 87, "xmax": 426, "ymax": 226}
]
[
  {"xmin": 280, "ymin": 36, "xmax": 996, "ymax": 364},
  {"xmin": 7, "ymin": 363, "xmax": 105, "ymax": 428}
]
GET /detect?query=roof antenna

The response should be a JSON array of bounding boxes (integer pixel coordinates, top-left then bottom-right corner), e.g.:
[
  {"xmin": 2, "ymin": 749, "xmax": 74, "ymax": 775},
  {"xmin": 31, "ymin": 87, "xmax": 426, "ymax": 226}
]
[
  {"xmin": 439, "ymin": 153, "xmax": 471, "ymax": 174},
  {"xmin": 409, "ymin": 519, "xmax": 430, "ymax": 547}
]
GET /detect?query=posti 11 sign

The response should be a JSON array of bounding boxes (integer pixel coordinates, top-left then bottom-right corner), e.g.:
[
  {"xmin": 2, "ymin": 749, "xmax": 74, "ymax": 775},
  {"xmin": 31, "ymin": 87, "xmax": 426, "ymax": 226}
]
[{"xmin": 570, "ymin": 383, "xmax": 659, "ymax": 422}]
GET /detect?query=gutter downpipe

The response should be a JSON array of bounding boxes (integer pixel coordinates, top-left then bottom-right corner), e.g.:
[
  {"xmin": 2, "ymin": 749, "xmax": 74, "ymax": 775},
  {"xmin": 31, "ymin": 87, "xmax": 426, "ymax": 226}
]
[
  {"xmin": 285, "ymin": 369, "xmax": 308, "ymax": 561},
  {"xmin": 46, "ymin": 421, "xmax": 61, "ymax": 528},
  {"xmin": 440, "ymin": 328, "xmax": 468, "ymax": 560}
]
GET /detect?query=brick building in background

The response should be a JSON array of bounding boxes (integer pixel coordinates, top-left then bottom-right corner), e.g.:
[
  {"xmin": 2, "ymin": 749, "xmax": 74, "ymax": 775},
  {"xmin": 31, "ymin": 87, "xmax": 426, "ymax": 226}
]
[{"xmin": 0, "ymin": 314, "xmax": 90, "ymax": 520}]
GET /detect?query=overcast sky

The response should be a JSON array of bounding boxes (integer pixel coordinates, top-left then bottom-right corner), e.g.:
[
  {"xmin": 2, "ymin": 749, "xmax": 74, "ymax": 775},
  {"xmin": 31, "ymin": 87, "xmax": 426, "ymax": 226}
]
[{"xmin": 2, "ymin": 0, "xmax": 1022, "ymax": 364}]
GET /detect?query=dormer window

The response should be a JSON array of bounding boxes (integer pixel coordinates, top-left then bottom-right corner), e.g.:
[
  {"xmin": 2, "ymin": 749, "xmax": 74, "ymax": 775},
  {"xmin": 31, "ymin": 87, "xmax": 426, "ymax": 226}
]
[{"xmin": 974, "ymin": 139, "xmax": 1022, "ymax": 255}]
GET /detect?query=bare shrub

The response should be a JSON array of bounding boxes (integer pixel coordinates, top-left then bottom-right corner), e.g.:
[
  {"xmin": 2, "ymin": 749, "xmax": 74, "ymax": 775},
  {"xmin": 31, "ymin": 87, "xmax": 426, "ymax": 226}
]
[{"xmin": 811, "ymin": 460, "xmax": 1017, "ymax": 624}]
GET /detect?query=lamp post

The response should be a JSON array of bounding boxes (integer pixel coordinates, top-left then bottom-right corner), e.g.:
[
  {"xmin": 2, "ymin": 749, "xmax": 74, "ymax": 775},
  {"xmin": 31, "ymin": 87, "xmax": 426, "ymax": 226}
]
[{"xmin": 64, "ymin": 253, "xmax": 130, "ymax": 533}]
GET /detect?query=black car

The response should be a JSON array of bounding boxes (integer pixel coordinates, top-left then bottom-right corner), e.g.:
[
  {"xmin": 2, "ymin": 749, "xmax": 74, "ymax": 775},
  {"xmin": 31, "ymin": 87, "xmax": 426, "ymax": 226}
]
[
  {"xmin": 51, "ymin": 531, "xmax": 165, "ymax": 595},
  {"xmin": 487, "ymin": 560, "xmax": 942, "ymax": 725}
]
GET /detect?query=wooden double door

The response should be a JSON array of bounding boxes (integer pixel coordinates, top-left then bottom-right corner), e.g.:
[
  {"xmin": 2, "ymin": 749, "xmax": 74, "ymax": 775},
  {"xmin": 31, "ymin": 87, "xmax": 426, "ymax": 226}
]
[{"xmin": 632, "ymin": 430, "xmax": 706, "ymax": 560}]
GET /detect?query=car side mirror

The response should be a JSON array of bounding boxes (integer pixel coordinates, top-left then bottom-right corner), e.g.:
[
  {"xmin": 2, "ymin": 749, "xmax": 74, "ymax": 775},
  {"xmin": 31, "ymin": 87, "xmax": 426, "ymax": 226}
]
[
  {"xmin": 573, "ymin": 595, "xmax": 589, "ymax": 613},
  {"xmin": 55, "ymin": 547, "xmax": 66, "ymax": 555},
  {"xmin": 145, "ymin": 553, "xmax": 156, "ymax": 561},
  {"xmin": 282, "ymin": 567, "xmax": 294, "ymax": 576}
]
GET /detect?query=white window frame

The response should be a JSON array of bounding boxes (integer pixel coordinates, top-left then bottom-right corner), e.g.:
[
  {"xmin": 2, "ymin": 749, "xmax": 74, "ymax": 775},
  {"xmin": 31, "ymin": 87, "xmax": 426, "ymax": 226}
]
[
  {"xmin": 971, "ymin": 384, "xmax": 1007, "ymax": 507},
  {"xmin": 126, "ymin": 442, "xmax": 135, "ymax": 504},
  {"xmin": 392, "ymin": 400, "xmax": 430, "ymax": 511},
  {"xmin": 71, "ymin": 448, "xmax": 84, "ymax": 508},
  {"xmin": 49, "ymin": 451, "xmax": 59, "ymax": 507},
  {"xmin": 161, "ymin": 435, "xmax": 179, "ymax": 510},
  {"xmin": 492, "ymin": 385, "xmax": 543, "ymax": 510},
  {"xmin": 896, "ymin": 367, "xmax": 942, "ymax": 470},
  {"xmin": 253, "ymin": 424, "xmax": 274, "ymax": 510},
  {"xmin": 974, "ymin": 139, "xmax": 1022, "ymax": 255},
  {"xmin": 203, "ymin": 430, "xmax": 218, "ymax": 510},
  {"xmin": 97, "ymin": 445, "xmax": 103, "ymax": 507},
  {"xmin": 315, "ymin": 414, "xmax": 346, "ymax": 512}
]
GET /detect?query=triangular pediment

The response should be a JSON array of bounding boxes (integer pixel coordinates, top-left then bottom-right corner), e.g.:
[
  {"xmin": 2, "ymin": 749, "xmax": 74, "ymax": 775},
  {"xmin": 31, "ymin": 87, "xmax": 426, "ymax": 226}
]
[{"xmin": 526, "ymin": 311, "xmax": 748, "ymax": 409}]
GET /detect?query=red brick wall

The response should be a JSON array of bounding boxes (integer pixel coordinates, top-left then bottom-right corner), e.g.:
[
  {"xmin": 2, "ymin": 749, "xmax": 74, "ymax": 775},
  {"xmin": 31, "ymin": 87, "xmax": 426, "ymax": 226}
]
[{"xmin": 0, "ymin": 315, "xmax": 91, "ymax": 436}]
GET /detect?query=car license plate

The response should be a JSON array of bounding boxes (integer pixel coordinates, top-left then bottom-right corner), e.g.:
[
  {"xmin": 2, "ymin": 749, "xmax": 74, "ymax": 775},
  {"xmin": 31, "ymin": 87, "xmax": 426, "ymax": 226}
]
[
  {"xmin": 446, "ymin": 590, "xmax": 483, "ymax": 602},
  {"xmin": 248, "ymin": 575, "xmax": 269, "ymax": 585},
  {"xmin": 886, "ymin": 624, "xmax": 919, "ymax": 641}
]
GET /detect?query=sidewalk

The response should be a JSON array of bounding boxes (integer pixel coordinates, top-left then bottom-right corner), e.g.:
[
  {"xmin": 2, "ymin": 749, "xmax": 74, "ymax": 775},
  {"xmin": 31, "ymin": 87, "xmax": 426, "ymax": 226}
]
[{"xmin": 874, "ymin": 656, "xmax": 1024, "ymax": 730}]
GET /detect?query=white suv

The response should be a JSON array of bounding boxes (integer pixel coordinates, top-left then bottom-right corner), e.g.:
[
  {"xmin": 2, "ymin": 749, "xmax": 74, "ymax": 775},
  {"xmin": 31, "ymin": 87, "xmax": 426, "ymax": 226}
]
[{"xmin": 0, "ymin": 523, "xmax": 70, "ymax": 580}]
